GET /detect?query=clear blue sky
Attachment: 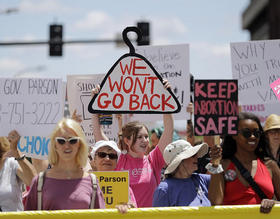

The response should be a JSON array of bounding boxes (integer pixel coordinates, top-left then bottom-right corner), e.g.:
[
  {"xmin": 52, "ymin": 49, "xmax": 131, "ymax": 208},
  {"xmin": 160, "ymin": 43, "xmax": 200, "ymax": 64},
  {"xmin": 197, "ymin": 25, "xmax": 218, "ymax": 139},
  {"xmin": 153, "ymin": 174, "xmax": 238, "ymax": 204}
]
[{"xmin": 0, "ymin": 0, "xmax": 250, "ymax": 81}]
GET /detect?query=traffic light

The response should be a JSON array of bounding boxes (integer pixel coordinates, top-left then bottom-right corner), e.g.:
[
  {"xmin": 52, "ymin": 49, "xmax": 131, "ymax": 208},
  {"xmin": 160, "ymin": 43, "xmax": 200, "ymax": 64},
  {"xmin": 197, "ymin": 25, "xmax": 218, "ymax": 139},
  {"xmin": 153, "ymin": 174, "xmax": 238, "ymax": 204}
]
[
  {"xmin": 49, "ymin": 24, "xmax": 63, "ymax": 56},
  {"xmin": 137, "ymin": 22, "xmax": 150, "ymax": 45}
]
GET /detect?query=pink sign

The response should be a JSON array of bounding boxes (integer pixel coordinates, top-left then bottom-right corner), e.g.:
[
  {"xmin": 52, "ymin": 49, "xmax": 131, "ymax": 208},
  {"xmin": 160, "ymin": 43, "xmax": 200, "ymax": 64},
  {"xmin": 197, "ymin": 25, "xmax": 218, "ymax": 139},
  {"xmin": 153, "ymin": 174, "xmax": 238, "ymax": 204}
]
[{"xmin": 270, "ymin": 78, "xmax": 280, "ymax": 101}]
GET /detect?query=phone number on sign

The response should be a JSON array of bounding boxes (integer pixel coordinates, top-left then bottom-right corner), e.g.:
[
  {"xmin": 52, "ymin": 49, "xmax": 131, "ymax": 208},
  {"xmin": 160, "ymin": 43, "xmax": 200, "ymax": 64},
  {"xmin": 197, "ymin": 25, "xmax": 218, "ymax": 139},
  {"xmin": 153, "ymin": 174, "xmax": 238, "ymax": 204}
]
[{"xmin": 0, "ymin": 102, "xmax": 61, "ymax": 125}]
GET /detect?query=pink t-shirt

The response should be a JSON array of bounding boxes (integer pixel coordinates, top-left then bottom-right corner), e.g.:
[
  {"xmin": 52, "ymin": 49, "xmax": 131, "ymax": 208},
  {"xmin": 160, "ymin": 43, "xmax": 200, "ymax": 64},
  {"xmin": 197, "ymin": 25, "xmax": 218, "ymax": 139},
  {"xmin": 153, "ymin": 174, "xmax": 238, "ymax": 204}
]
[
  {"xmin": 115, "ymin": 146, "xmax": 165, "ymax": 207},
  {"xmin": 25, "ymin": 175, "xmax": 105, "ymax": 210}
]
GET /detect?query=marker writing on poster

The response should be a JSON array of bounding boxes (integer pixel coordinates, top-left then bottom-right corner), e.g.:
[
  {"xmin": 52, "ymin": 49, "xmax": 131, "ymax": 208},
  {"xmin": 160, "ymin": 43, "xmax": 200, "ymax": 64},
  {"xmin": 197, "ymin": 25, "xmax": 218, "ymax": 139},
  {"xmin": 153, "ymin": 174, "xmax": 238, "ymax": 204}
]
[{"xmin": 96, "ymin": 58, "xmax": 175, "ymax": 111}]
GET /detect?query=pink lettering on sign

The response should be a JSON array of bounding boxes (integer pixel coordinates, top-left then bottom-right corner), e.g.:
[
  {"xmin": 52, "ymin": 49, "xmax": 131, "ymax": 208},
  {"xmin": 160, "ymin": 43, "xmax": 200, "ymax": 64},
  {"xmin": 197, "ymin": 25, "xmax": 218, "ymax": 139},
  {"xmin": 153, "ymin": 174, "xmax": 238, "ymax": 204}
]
[{"xmin": 270, "ymin": 78, "xmax": 280, "ymax": 101}]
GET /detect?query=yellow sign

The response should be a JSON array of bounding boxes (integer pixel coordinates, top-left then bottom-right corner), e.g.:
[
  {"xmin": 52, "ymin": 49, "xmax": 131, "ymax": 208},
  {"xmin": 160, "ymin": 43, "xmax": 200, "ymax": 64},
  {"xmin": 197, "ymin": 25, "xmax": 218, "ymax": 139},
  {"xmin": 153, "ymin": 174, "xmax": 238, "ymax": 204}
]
[{"xmin": 93, "ymin": 171, "xmax": 129, "ymax": 208}]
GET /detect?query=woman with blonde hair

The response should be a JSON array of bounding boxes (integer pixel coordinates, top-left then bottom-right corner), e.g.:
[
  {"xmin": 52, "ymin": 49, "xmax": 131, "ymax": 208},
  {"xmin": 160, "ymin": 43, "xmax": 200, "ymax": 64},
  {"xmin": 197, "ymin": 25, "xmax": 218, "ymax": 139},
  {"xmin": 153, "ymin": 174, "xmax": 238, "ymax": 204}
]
[
  {"xmin": 0, "ymin": 130, "xmax": 37, "ymax": 211},
  {"xmin": 25, "ymin": 118, "xmax": 105, "ymax": 210},
  {"xmin": 264, "ymin": 114, "xmax": 280, "ymax": 167}
]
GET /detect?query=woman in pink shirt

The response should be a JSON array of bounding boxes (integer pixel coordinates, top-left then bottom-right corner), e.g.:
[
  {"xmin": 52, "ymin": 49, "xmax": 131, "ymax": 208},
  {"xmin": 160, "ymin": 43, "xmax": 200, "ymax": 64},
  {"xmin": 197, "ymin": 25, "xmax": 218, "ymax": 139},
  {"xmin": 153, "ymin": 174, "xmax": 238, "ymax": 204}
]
[{"xmin": 92, "ymin": 82, "xmax": 174, "ymax": 207}]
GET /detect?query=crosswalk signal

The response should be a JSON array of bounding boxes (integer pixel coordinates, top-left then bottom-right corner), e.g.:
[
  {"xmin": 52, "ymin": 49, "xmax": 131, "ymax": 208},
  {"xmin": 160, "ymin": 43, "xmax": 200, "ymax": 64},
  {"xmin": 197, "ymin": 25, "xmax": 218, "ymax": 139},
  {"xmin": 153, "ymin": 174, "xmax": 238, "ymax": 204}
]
[
  {"xmin": 49, "ymin": 24, "xmax": 63, "ymax": 56},
  {"xmin": 137, "ymin": 22, "xmax": 150, "ymax": 45}
]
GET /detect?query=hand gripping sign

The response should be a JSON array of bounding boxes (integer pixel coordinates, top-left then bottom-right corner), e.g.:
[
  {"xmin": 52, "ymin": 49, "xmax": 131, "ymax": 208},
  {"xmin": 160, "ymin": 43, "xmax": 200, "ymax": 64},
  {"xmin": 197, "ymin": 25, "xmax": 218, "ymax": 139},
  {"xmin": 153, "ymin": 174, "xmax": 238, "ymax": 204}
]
[{"xmin": 88, "ymin": 26, "xmax": 181, "ymax": 114}]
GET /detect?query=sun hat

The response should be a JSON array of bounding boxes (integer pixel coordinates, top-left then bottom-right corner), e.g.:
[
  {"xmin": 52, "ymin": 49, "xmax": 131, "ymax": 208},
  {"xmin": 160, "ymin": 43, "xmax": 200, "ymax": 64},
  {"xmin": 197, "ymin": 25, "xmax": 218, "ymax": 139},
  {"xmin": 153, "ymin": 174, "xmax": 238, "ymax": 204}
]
[
  {"xmin": 164, "ymin": 139, "xmax": 208, "ymax": 175},
  {"xmin": 90, "ymin": 140, "xmax": 121, "ymax": 160},
  {"xmin": 264, "ymin": 114, "xmax": 280, "ymax": 132}
]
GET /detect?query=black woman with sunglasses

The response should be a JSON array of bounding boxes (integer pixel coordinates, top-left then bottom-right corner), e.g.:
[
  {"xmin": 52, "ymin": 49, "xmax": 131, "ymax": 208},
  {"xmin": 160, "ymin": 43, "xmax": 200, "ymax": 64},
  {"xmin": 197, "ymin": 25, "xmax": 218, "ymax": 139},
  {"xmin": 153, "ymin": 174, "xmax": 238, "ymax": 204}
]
[
  {"xmin": 25, "ymin": 118, "xmax": 105, "ymax": 210},
  {"xmin": 208, "ymin": 112, "xmax": 280, "ymax": 214}
]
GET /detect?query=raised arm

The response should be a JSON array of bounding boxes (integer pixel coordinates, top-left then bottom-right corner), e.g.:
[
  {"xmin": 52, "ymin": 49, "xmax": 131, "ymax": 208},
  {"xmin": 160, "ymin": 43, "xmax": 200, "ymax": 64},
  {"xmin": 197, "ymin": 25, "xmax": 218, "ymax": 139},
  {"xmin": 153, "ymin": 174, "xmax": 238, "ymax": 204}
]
[
  {"xmin": 92, "ymin": 113, "xmax": 109, "ymax": 141},
  {"xmin": 91, "ymin": 85, "xmax": 109, "ymax": 141},
  {"xmin": 157, "ymin": 114, "xmax": 174, "ymax": 154},
  {"xmin": 157, "ymin": 80, "xmax": 174, "ymax": 153},
  {"xmin": 207, "ymin": 144, "xmax": 225, "ymax": 205},
  {"xmin": 7, "ymin": 130, "xmax": 37, "ymax": 186}
]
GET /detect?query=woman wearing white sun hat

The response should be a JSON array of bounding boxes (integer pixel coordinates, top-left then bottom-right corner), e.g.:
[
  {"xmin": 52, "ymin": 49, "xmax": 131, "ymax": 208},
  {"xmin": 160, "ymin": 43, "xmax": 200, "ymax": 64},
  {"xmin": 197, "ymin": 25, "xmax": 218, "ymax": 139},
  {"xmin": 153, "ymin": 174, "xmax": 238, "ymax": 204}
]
[{"xmin": 152, "ymin": 139, "xmax": 211, "ymax": 207}]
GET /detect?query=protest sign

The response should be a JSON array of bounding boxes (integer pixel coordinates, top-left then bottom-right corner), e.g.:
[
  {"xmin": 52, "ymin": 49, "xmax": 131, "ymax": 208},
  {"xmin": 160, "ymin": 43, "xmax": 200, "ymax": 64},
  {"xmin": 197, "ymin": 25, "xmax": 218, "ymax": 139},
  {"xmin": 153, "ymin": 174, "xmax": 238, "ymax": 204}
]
[
  {"xmin": 270, "ymin": 78, "xmax": 280, "ymax": 101},
  {"xmin": 128, "ymin": 44, "xmax": 189, "ymax": 121},
  {"xmin": 93, "ymin": 171, "xmax": 129, "ymax": 208},
  {"xmin": 67, "ymin": 74, "xmax": 119, "ymax": 146},
  {"xmin": 0, "ymin": 78, "xmax": 65, "ymax": 159},
  {"xmin": 194, "ymin": 80, "xmax": 238, "ymax": 136},
  {"xmin": 231, "ymin": 40, "xmax": 280, "ymax": 123},
  {"xmin": 88, "ymin": 27, "xmax": 181, "ymax": 115}
]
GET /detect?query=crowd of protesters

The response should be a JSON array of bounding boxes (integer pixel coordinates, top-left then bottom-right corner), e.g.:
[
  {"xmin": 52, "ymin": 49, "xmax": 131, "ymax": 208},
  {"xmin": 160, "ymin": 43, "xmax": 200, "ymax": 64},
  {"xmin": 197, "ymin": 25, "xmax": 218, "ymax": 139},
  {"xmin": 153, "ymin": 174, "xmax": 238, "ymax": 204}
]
[{"xmin": 1, "ymin": 88, "xmax": 280, "ymax": 213}]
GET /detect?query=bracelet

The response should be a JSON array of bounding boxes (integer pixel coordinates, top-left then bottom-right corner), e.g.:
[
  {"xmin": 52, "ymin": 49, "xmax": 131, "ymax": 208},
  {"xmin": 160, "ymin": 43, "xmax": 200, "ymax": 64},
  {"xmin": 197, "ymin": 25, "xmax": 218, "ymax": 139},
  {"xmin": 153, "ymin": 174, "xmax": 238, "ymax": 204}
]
[
  {"xmin": 205, "ymin": 162, "xmax": 224, "ymax": 174},
  {"xmin": 15, "ymin": 155, "xmax": 26, "ymax": 161}
]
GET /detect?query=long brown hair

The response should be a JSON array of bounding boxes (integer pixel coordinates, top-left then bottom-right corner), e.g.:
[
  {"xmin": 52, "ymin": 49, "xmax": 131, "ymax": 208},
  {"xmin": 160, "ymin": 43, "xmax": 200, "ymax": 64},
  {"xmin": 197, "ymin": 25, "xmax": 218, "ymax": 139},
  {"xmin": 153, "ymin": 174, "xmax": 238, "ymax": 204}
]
[{"xmin": 118, "ymin": 121, "xmax": 148, "ymax": 152}]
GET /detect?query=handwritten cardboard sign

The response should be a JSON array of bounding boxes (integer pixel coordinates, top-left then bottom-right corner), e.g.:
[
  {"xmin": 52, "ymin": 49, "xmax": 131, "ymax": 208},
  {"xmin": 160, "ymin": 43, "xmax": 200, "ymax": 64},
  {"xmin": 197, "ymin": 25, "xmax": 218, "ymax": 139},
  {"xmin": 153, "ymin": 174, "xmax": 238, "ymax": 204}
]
[
  {"xmin": 270, "ymin": 78, "xmax": 280, "ymax": 101},
  {"xmin": 67, "ymin": 74, "xmax": 119, "ymax": 146},
  {"xmin": 0, "ymin": 77, "xmax": 65, "ymax": 159},
  {"xmin": 93, "ymin": 171, "xmax": 129, "ymax": 208},
  {"xmin": 0, "ymin": 78, "xmax": 64, "ymax": 136},
  {"xmin": 194, "ymin": 80, "xmax": 238, "ymax": 136},
  {"xmin": 231, "ymin": 40, "xmax": 280, "ymax": 123},
  {"xmin": 88, "ymin": 27, "xmax": 181, "ymax": 114}
]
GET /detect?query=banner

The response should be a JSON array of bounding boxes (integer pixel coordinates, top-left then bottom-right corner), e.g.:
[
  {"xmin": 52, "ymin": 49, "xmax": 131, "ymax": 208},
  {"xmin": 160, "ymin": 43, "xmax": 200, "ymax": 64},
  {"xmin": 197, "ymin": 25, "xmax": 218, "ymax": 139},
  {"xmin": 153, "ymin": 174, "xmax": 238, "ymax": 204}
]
[
  {"xmin": 194, "ymin": 80, "xmax": 238, "ymax": 136},
  {"xmin": 93, "ymin": 171, "xmax": 129, "ymax": 208},
  {"xmin": 1, "ymin": 205, "xmax": 280, "ymax": 219}
]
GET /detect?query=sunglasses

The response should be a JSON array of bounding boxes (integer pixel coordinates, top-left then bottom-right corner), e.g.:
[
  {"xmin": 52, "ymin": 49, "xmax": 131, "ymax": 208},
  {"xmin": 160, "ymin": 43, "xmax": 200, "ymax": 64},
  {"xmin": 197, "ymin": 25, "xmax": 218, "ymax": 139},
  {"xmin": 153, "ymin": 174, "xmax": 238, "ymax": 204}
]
[
  {"xmin": 97, "ymin": 152, "xmax": 118, "ymax": 160},
  {"xmin": 55, "ymin": 137, "xmax": 80, "ymax": 145},
  {"xmin": 238, "ymin": 129, "xmax": 262, "ymax": 139}
]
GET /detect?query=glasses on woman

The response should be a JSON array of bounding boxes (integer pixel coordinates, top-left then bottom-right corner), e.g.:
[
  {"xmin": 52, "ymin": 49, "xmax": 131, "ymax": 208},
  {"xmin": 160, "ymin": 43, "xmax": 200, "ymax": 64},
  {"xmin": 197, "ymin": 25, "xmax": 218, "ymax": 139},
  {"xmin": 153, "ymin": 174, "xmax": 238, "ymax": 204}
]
[
  {"xmin": 55, "ymin": 137, "xmax": 80, "ymax": 145},
  {"xmin": 97, "ymin": 152, "xmax": 118, "ymax": 160},
  {"xmin": 238, "ymin": 129, "xmax": 262, "ymax": 139}
]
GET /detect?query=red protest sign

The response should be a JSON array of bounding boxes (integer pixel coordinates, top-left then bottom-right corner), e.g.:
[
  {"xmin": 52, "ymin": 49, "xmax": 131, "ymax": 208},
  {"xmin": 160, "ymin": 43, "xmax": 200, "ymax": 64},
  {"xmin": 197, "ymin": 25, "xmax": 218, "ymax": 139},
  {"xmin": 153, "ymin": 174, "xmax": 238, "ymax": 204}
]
[
  {"xmin": 194, "ymin": 80, "xmax": 238, "ymax": 136},
  {"xmin": 88, "ymin": 27, "xmax": 181, "ymax": 114}
]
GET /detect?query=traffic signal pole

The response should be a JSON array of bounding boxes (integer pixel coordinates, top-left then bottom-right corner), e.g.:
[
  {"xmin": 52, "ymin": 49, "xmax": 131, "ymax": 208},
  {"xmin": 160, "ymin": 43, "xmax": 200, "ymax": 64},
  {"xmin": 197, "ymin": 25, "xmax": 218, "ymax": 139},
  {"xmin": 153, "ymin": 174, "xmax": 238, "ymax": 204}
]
[
  {"xmin": 0, "ymin": 22, "xmax": 149, "ymax": 56},
  {"xmin": 0, "ymin": 38, "xmax": 125, "ymax": 46}
]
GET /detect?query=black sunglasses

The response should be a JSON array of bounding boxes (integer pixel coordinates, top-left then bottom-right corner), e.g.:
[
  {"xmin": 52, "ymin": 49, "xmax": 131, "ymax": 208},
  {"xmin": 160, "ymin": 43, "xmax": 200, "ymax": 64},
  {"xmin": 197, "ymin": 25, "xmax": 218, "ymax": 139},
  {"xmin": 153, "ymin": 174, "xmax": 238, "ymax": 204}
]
[
  {"xmin": 55, "ymin": 137, "xmax": 80, "ymax": 145},
  {"xmin": 97, "ymin": 152, "xmax": 118, "ymax": 160},
  {"xmin": 238, "ymin": 129, "xmax": 262, "ymax": 139}
]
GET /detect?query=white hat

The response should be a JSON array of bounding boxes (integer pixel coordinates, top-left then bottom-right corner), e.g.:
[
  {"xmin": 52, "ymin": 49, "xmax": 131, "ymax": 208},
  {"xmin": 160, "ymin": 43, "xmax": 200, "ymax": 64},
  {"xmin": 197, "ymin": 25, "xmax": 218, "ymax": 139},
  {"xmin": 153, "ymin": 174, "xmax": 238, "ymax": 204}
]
[
  {"xmin": 90, "ymin": 140, "xmax": 121, "ymax": 160},
  {"xmin": 164, "ymin": 139, "xmax": 208, "ymax": 175}
]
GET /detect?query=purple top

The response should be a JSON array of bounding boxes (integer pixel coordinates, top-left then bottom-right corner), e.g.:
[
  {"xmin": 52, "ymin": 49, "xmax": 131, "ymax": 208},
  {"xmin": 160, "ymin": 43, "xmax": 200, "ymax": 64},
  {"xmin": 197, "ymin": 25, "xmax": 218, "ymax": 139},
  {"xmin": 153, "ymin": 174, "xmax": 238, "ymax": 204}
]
[{"xmin": 25, "ymin": 175, "xmax": 105, "ymax": 210}]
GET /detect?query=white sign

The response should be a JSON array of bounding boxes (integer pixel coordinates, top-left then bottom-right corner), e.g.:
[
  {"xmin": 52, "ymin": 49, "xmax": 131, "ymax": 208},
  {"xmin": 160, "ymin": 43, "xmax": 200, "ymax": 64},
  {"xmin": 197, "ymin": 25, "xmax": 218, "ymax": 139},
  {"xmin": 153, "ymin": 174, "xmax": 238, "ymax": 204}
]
[
  {"xmin": 88, "ymin": 56, "xmax": 180, "ymax": 114},
  {"xmin": 0, "ymin": 78, "xmax": 65, "ymax": 159},
  {"xmin": 67, "ymin": 74, "xmax": 119, "ymax": 146},
  {"xmin": 231, "ymin": 40, "xmax": 280, "ymax": 123},
  {"xmin": 0, "ymin": 78, "xmax": 64, "ymax": 136},
  {"xmin": 131, "ymin": 44, "xmax": 190, "ymax": 121}
]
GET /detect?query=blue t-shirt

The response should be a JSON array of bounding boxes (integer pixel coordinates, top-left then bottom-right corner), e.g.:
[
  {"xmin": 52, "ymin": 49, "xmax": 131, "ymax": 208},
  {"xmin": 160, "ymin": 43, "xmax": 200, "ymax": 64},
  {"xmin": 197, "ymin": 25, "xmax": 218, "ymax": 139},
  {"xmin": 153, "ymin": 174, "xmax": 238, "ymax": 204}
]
[{"xmin": 152, "ymin": 173, "xmax": 211, "ymax": 207}]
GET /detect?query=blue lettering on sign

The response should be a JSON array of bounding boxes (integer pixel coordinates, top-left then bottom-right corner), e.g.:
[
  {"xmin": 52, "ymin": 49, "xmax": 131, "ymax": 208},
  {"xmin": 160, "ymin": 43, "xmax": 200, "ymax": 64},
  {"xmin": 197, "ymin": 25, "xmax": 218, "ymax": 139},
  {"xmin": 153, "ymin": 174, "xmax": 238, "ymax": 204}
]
[{"xmin": 18, "ymin": 136, "xmax": 49, "ymax": 156}]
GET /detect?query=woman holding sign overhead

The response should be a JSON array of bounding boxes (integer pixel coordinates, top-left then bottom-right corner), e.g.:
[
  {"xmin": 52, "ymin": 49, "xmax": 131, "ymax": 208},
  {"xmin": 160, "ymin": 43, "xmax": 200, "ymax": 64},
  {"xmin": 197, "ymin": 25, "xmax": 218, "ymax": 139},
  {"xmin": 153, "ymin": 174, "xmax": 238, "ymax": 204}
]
[
  {"xmin": 92, "ymin": 81, "xmax": 174, "ymax": 207},
  {"xmin": 0, "ymin": 130, "xmax": 37, "ymax": 211},
  {"xmin": 208, "ymin": 112, "xmax": 280, "ymax": 214},
  {"xmin": 25, "ymin": 118, "xmax": 105, "ymax": 210}
]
